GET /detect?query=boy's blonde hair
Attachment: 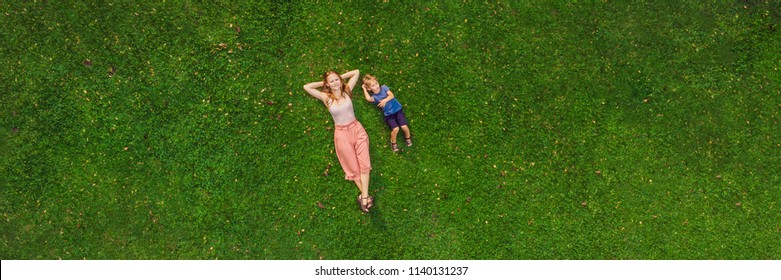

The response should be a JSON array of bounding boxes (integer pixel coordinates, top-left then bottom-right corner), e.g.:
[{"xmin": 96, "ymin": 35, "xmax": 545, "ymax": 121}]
[{"xmin": 362, "ymin": 74, "xmax": 377, "ymax": 86}]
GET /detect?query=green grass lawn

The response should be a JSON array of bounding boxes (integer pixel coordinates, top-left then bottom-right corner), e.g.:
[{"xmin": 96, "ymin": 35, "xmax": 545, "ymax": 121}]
[{"xmin": 1, "ymin": 1, "xmax": 780, "ymax": 259}]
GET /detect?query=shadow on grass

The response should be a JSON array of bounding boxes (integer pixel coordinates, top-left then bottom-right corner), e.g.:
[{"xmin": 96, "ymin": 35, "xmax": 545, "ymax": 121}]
[{"xmin": 366, "ymin": 173, "xmax": 389, "ymax": 232}]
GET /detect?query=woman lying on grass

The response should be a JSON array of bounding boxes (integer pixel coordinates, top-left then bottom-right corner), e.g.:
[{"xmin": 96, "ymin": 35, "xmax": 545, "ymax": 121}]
[{"xmin": 303, "ymin": 69, "xmax": 374, "ymax": 213}]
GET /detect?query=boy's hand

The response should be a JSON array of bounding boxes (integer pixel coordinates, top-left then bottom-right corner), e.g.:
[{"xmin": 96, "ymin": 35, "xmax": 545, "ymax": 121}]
[
  {"xmin": 361, "ymin": 84, "xmax": 368, "ymax": 91},
  {"xmin": 377, "ymin": 99, "xmax": 387, "ymax": 108}
]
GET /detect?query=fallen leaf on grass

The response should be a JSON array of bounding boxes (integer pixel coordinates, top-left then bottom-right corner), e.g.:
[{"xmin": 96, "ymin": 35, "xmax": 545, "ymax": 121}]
[
  {"xmin": 83, "ymin": 59, "xmax": 92, "ymax": 67},
  {"xmin": 323, "ymin": 164, "xmax": 331, "ymax": 177},
  {"xmin": 317, "ymin": 202, "xmax": 325, "ymax": 209}
]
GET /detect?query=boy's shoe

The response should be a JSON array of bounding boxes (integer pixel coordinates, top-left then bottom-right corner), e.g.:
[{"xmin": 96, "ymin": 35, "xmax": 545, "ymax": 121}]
[
  {"xmin": 390, "ymin": 142, "xmax": 399, "ymax": 152},
  {"xmin": 405, "ymin": 137, "xmax": 412, "ymax": 146}
]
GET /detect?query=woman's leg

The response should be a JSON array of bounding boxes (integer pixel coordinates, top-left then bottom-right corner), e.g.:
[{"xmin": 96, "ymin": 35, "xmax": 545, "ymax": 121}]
[
  {"xmin": 353, "ymin": 177, "xmax": 369, "ymax": 211},
  {"xmin": 354, "ymin": 122, "xmax": 373, "ymax": 209},
  {"xmin": 335, "ymin": 125, "xmax": 369, "ymax": 210},
  {"xmin": 360, "ymin": 172, "xmax": 371, "ymax": 208},
  {"xmin": 353, "ymin": 178, "xmax": 364, "ymax": 193},
  {"xmin": 360, "ymin": 172, "xmax": 370, "ymax": 197}
]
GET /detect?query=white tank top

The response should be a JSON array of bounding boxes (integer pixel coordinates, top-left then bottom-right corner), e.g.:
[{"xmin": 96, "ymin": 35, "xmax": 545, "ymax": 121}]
[{"xmin": 327, "ymin": 94, "xmax": 356, "ymax": 125}]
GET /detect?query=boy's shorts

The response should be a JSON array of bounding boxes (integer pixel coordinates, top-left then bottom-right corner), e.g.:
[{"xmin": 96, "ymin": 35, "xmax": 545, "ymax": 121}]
[{"xmin": 384, "ymin": 109, "xmax": 408, "ymax": 130}]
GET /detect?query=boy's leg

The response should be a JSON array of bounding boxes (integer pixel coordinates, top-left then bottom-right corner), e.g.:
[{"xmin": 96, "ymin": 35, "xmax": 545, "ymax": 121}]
[
  {"xmin": 385, "ymin": 114, "xmax": 400, "ymax": 144},
  {"xmin": 390, "ymin": 127, "xmax": 400, "ymax": 143},
  {"xmin": 395, "ymin": 109, "xmax": 412, "ymax": 142},
  {"xmin": 401, "ymin": 125, "xmax": 411, "ymax": 139}
]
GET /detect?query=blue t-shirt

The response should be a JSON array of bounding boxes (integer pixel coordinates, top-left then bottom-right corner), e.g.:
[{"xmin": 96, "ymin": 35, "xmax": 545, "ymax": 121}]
[{"xmin": 372, "ymin": 85, "xmax": 403, "ymax": 116}]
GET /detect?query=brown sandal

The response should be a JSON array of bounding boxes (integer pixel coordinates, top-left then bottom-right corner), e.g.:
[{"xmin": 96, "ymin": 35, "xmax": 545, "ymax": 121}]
[
  {"xmin": 366, "ymin": 195, "xmax": 374, "ymax": 209},
  {"xmin": 357, "ymin": 195, "xmax": 370, "ymax": 212}
]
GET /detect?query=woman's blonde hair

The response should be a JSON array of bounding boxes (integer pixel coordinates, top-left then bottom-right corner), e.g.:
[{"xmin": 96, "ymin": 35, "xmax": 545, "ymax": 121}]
[{"xmin": 322, "ymin": 70, "xmax": 352, "ymax": 106}]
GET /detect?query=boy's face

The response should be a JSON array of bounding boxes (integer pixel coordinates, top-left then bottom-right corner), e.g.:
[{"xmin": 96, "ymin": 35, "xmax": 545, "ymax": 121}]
[{"xmin": 367, "ymin": 80, "xmax": 381, "ymax": 93}]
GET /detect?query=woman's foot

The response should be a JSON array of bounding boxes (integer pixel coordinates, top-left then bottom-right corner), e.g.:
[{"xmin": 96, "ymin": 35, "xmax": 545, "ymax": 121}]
[
  {"xmin": 357, "ymin": 194, "xmax": 370, "ymax": 212},
  {"xmin": 390, "ymin": 142, "xmax": 399, "ymax": 152}
]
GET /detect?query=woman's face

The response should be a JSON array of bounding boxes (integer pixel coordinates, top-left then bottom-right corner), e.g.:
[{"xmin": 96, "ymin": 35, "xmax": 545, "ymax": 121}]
[{"xmin": 326, "ymin": 73, "xmax": 342, "ymax": 92}]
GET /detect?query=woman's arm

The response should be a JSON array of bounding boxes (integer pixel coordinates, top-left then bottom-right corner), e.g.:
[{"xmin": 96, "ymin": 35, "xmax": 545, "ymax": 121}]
[
  {"xmin": 341, "ymin": 69, "xmax": 360, "ymax": 91},
  {"xmin": 303, "ymin": 81, "xmax": 327, "ymax": 102},
  {"xmin": 362, "ymin": 84, "xmax": 376, "ymax": 102}
]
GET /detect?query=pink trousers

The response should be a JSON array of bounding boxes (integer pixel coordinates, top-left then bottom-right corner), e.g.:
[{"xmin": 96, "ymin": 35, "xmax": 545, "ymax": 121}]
[{"xmin": 333, "ymin": 120, "xmax": 371, "ymax": 181}]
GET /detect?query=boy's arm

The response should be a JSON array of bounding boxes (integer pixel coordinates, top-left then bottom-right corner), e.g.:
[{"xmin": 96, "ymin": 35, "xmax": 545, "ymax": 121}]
[
  {"xmin": 384, "ymin": 90, "xmax": 395, "ymax": 101},
  {"xmin": 341, "ymin": 69, "xmax": 360, "ymax": 91},
  {"xmin": 377, "ymin": 89, "xmax": 395, "ymax": 108},
  {"xmin": 362, "ymin": 84, "xmax": 376, "ymax": 102}
]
